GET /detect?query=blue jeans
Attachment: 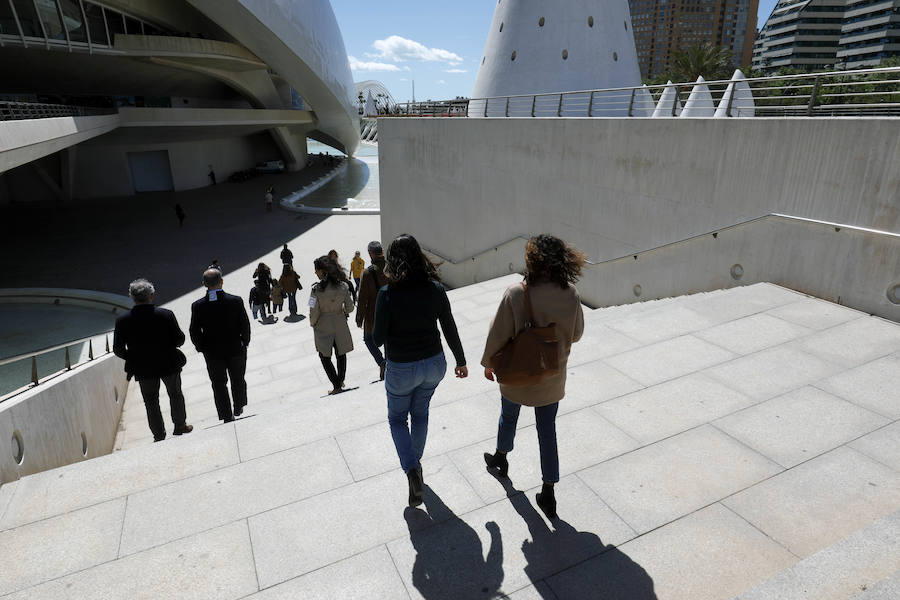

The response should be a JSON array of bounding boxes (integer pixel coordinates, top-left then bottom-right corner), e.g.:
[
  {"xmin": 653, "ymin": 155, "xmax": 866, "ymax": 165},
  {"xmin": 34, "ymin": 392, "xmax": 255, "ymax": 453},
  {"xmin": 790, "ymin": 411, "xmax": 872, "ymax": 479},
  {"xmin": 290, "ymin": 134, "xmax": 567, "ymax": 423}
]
[
  {"xmin": 251, "ymin": 303, "xmax": 267, "ymax": 320},
  {"xmin": 386, "ymin": 352, "xmax": 447, "ymax": 472},
  {"xmin": 496, "ymin": 396, "xmax": 560, "ymax": 483},
  {"xmin": 363, "ymin": 331, "xmax": 385, "ymax": 366},
  {"xmin": 286, "ymin": 291, "xmax": 297, "ymax": 314}
]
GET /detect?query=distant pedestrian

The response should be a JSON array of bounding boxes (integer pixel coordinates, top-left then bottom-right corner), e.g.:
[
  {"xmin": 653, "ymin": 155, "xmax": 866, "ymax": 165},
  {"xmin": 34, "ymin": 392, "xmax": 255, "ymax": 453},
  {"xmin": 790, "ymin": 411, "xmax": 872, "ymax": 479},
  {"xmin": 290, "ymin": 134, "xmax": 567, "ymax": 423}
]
[
  {"xmin": 372, "ymin": 234, "xmax": 468, "ymax": 507},
  {"xmin": 249, "ymin": 280, "xmax": 268, "ymax": 321},
  {"xmin": 253, "ymin": 262, "xmax": 274, "ymax": 311},
  {"xmin": 208, "ymin": 166, "xmax": 216, "ymax": 185},
  {"xmin": 265, "ymin": 188, "xmax": 273, "ymax": 212},
  {"xmin": 174, "ymin": 204, "xmax": 185, "ymax": 228},
  {"xmin": 270, "ymin": 279, "xmax": 285, "ymax": 313},
  {"xmin": 350, "ymin": 250, "xmax": 365, "ymax": 293},
  {"xmin": 356, "ymin": 240, "xmax": 388, "ymax": 379},
  {"xmin": 279, "ymin": 264, "xmax": 302, "ymax": 315},
  {"xmin": 113, "ymin": 279, "xmax": 193, "ymax": 442},
  {"xmin": 190, "ymin": 269, "xmax": 251, "ymax": 422},
  {"xmin": 328, "ymin": 249, "xmax": 356, "ymax": 302},
  {"xmin": 310, "ymin": 255, "xmax": 354, "ymax": 395},
  {"xmin": 280, "ymin": 243, "xmax": 294, "ymax": 266}
]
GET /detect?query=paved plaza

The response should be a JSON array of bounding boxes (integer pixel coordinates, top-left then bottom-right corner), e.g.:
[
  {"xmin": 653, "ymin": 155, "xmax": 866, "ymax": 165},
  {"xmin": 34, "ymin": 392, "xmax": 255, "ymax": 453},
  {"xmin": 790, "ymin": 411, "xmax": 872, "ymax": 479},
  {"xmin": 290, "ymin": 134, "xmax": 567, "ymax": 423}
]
[{"xmin": 0, "ymin": 203, "xmax": 898, "ymax": 598}]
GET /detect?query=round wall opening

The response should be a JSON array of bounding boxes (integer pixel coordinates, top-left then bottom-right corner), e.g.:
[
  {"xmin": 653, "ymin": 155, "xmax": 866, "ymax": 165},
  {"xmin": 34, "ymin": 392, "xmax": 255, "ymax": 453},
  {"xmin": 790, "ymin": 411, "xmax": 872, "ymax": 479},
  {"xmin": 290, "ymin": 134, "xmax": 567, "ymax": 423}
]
[
  {"xmin": 508, "ymin": 262, "xmax": 515, "ymax": 272},
  {"xmin": 562, "ymin": 49, "xmax": 568, "ymax": 60},
  {"xmin": 499, "ymin": 22, "xmax": 503, "ymax": 32},
  {"xmin": 613, "ymin": 52, "xmax": 618, "ymax": 61},
  {"xmin": 511, "ymin": 50, "xmax": 516, "ymax": 61},
  {"xmin": 731, "ymin": 264, "xmax": 744, "ymax": 280},
  {"xmin": 624, "ymin": 20, "xmax": 628, "ymax": 30},
  {"xmin": 588, "ymin": 16, "xmax": 594, "ymax": 27},
  {"xmin": 11, "ymin": 430, "xmax": 24, "ymax": 465},
  {"xmin": 482, "ymin": 56, "xmax": 485, "ymax": 65},
  {"xmin": 633, "ymin": 284, "xmax": 643, "ymax": 297},
  {"xmin": 81, "ymin": 432, "xmax": 88, "ymax": 457},
  {"xmin": 539, "ymin": 17, "xmax": 545, "ymax": 27},
  {"xmin": 114, "ymin": 387, "xmax": 119, "ymax": 403},
  {"xmin": 887, "ymin": 283, "xmax": 900, "ymax": 305}
]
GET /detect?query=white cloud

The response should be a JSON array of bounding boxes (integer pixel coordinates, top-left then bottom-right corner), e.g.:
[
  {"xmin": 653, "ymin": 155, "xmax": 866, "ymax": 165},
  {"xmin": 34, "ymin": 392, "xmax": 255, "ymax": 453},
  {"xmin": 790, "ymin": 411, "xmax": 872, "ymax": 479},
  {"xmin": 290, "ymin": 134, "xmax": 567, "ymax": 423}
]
[
  {"xmin": 368, "ymin": 35, "xmax": 463, "ymax": 65},
  {"xmin": 445, "ymin": 69, "xmax": 467, "ymax": 74},
  {"xmin": 348, "ymin": 56, "xmax": 401, "ymax": 72}
]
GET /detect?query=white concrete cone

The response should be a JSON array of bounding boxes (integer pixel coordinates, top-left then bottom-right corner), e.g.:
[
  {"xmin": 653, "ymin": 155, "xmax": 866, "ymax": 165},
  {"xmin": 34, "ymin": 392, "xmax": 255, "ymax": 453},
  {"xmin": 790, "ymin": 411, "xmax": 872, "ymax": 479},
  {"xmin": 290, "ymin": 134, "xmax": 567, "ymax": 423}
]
[
  {"xmin": 472, "ymin": 1, "xmax": 642, "ymax": 116},
  {"xmin": 715, "ymin": 69, "xmax": 756, "ymax": 118},
  {"xmin": 633, "ymin": 84, "xmax": 655, "ymax": 117},
  {"xmin": 364, "ymin": 91, "xmax": 377, "ymax": 117},
  {"xmin": 681, "ymin": 75, "xmax": 715, "ymax": 117},
  {"xmin": 652, "ymin": 81, "xmax": 683, "ymax": 117}
]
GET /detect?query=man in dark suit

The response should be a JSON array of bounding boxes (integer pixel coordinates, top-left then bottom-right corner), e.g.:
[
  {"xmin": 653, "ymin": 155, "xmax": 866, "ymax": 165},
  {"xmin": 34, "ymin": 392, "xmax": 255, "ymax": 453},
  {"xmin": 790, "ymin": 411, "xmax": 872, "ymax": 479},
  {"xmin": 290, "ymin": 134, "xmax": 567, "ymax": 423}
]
[
  {"xmin": 189, "ymin": 268, "xmax": 251, "ymax": 423},
  {"xmin": 113, "ymin": 279, "xmax": 193, "ymax": 442}
]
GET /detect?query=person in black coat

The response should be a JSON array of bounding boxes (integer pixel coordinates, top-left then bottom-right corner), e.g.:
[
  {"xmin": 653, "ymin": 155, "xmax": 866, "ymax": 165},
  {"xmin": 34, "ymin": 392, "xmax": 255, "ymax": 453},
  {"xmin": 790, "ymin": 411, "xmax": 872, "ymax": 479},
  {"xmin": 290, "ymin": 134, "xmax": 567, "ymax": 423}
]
[
  {"xmin": 189, "ymin": 268, "xmax": 251, "ymax": 423},
  {"xmin": 113, "ymin": 279, "xmax": 193, "ymax": 442}
]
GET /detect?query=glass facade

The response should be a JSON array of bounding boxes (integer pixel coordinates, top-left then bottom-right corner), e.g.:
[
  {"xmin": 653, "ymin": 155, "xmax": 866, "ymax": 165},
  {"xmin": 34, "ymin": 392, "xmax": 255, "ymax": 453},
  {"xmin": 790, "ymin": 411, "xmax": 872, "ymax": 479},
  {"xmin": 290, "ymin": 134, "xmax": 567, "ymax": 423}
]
[{"xmin": 0, "ymin": 0, "xmax": 168, "ymax": 47}]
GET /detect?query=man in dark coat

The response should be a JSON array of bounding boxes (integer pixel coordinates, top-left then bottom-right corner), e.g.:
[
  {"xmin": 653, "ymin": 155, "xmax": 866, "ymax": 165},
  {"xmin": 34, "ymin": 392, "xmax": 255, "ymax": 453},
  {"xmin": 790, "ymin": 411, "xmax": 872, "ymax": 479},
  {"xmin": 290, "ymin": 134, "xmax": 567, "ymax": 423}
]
[
  {"xmin": 189, "ymin": 268, "xmax": 251, "ymax": 423},
  {"xmin": 113, "ymin": 279, "xmax": 193, "ymax": 442},
  {"xmin": 356, "ymin": 240, "xmax": 389, "ymax": 379}
]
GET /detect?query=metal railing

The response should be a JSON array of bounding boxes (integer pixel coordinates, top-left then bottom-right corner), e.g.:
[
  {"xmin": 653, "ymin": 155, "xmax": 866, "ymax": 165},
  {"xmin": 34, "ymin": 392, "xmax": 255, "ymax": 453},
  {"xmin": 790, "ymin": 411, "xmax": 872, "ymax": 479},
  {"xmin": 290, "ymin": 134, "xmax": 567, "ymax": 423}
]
[
  {"xmin": 0, "ymin": 330, "xmax": 115, "ymax": 402},
  {"xmin": 0, "ymin": 102, "xmax": 117, "ymax": 121},
  {"xmin": 392, "ymin": 66, "xmax": 900, "ymax": 118}
]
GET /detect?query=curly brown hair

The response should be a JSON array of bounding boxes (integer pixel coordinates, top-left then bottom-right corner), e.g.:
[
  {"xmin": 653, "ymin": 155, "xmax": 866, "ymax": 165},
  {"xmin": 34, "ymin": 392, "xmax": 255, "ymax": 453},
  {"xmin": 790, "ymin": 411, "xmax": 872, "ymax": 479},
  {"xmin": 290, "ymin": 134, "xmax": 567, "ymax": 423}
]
[
  {"xmin": 524, "ymin": 234, "xmax": 585, "ymax": 288},
  {"xmin": 384, "ymin": 233, "xmax": 441, "ymax": 285}
]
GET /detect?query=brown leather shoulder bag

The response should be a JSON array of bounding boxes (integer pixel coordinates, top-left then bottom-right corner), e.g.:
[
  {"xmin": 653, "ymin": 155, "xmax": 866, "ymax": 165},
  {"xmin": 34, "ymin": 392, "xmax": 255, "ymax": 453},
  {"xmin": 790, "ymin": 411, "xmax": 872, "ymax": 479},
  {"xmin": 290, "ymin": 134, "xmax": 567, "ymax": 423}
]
[{"xmin": 491, "ymin": 283, "xmax": 560, "ymax": 386}]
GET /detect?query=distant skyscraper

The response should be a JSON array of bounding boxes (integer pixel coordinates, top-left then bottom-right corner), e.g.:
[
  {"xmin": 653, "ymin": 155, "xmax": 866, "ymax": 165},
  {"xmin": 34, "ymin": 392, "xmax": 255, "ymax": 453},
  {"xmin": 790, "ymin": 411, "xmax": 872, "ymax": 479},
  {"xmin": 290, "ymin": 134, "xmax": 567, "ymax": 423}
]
[
  {"xmin": 753, "ymin": 0, "xmax": 900, "ymax": 73},
  {"xmin": 629, "ymin": 0, "xmax": 759, "ymax": 79}
]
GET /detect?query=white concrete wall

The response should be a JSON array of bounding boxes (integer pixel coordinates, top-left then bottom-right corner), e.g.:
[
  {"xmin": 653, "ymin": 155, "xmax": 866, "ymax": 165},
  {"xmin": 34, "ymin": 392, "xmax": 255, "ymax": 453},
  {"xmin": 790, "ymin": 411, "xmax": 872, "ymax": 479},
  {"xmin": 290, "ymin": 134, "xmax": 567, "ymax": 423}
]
[
  {"xmin": 73, "ymin": 132, "xmax": 279, "ymax": 198},
  {"xmin": 0, "ymin": 354, "xmax": 128, "ymax": 484},
  {"xmin": 379, "ymin": 117, "xmax": 900, "ymax": 313}
]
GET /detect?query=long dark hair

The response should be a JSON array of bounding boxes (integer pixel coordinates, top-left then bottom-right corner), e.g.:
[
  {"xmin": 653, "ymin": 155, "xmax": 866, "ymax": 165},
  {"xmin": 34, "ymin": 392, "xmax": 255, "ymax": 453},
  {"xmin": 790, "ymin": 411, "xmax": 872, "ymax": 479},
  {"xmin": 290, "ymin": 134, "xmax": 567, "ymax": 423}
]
[
  {"xmin": 524, "ymin": 234, "xmax": 585, "ymax": 288},
  {"xmin": 313, "ymin": 256, "xmax": 346, "ymax": 289},
  {"xmin": 384, "ymin": 234, "xmax": 440, "ymax": 285}
]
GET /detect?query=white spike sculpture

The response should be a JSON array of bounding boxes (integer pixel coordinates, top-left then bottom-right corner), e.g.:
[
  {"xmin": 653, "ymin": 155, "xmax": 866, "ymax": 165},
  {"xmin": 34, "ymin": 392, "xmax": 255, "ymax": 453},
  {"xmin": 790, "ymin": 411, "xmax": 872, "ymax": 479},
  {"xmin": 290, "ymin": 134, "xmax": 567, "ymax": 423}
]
[
  {"xmin": 364, "ymin": 91, "xmax": 377, "ymax": 117},
  {"xmin": 715, "ymin": 69, "xmax": 755, "ymax": 118},
  {"xmin": 681, "ymin": 76, "xmax": 715, "ymax": 117},
  {"xmin": 632, "ymin": 84, "xmax": 655, "ymax": 117},
  {"xmin": 652, "ymin": 81, "xmax": 682, "ymax": 117},
  {"xmin": 472, "ymin": 1, "xmax": 642, "ymax": 116}
]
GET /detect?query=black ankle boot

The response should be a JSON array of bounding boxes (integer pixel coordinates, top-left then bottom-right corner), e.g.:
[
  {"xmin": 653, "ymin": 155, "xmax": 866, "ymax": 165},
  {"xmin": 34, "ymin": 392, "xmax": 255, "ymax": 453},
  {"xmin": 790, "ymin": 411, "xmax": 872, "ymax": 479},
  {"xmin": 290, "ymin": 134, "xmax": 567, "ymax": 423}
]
[
  {"xmin": 536, "ymin": 483, "xmax": 557, "ymax": 519},
  {"xmin": 407, "ymin": 467, "xmax": 423, "ymax": 507},
  {"xmin": 483, "ymin": 451, "xmax": 508, "ymax": 477}
]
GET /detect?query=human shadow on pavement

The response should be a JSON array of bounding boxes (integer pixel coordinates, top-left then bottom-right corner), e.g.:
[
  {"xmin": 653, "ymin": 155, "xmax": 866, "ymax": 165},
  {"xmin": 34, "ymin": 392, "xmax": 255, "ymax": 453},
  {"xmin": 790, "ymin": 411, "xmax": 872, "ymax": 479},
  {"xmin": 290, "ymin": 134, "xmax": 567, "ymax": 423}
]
[
  {"xmin": 281, "ymin": 314, "xmax": 306, "ymax": 323},
  {"xmin": 404, "ymin": 485, "xmax": 505, "ymax": 599},
  {"xmin": 496, "ymin": 477, "xmax": 657, "ymax": 600}
]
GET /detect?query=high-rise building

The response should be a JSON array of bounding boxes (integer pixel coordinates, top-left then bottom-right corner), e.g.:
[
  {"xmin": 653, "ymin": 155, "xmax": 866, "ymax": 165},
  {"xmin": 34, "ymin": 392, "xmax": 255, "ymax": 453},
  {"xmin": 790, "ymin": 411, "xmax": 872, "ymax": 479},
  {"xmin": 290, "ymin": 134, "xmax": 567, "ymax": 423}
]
[
  {"xmin": 753, "ymin": 0, "xmax": 900, "ymax": 73},
  {"xmin": 629, "ymin": 0, "xmax": 759, "ymax": 79}
]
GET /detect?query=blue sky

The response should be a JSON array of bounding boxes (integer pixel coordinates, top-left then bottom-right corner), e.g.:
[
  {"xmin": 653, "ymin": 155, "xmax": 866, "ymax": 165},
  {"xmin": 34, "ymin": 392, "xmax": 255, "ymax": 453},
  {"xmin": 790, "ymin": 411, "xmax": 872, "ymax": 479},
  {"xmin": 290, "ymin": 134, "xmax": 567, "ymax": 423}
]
[{"xmin": 332, "ymin": 1, "xmax": 779, "ymax": 103}]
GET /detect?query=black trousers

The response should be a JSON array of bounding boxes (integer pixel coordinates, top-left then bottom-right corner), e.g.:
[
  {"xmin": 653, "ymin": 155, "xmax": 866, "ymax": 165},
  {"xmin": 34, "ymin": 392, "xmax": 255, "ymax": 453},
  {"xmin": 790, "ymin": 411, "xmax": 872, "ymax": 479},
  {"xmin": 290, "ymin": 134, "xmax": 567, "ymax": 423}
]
[
  {"xmin": 204, "ymin": 350, "xmax": 247, "ymax": 421},
  {"xmin": 138, "ymin": 372, "xmax": 187, "ymax": 441},
  {"xmin": 319, "ymin": 344, "xmax": 347, "ymax": 389}
]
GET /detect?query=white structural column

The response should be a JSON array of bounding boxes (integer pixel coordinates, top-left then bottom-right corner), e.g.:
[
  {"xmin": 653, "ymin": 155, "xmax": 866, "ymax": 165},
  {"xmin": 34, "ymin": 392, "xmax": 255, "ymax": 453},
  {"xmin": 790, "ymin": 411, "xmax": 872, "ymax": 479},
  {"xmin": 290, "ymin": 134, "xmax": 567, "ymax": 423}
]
[{"xmin": 472, "ymin": 0, "xmax": 642, "ymax": 114}]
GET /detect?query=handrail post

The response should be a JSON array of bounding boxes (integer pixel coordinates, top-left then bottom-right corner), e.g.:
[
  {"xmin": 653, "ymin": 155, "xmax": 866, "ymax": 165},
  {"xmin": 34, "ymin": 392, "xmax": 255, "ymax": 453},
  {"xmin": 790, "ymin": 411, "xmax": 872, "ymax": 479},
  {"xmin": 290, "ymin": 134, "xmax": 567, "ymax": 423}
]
[
  {"xmin": 627, "ymin": 88, "xmax": 636, "ymax": 117},
  {"xmin": 105, "ymin": 334, "xmax": 110, "ymax": 354},
  {"xmin": 31, "ymin": 357, "xmax": 38, "ymax": 385},
  {"xmin": 88, "ymin": 340, "xmax": 94, "ymax": 361},
  {"xmin": 726, "ymin": 81, "xmax": 736, "ymax": 117},
  {"xmin": 807, "ymin": 76, "xmax": 821, "ymax": 116},
  {"xmin": 65, "ymin": 346, "xmax": 71, "ymax": 370},
  {"xmin": 505, "ymin": 96, "xmax": 509, "ymax": 117},
  {"xmin": 484, "ymin": 98, "xmax": 489, "ymax": 118},
  {"xmin": 671, "ymin": 85, "xmax": 679, "ymax": 117},
  {"xmin": 588, "ymin": 90, "xmax": 595, "ymax": 117},
  {"xmin": 530, "ymin": 95, "xmax": 536, "ymax": 117},
  {"xmin": 557, "ymin": 93, "xmax": 564, "ymax": 117}
]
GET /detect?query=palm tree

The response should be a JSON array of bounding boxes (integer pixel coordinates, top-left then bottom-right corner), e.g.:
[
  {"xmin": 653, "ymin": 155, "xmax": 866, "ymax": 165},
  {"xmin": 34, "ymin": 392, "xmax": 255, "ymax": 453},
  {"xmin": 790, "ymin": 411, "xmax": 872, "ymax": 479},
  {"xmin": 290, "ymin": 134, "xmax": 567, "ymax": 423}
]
[{"xmin": 670, "ymin": 43, "xmax": 733, "ymax": 82}]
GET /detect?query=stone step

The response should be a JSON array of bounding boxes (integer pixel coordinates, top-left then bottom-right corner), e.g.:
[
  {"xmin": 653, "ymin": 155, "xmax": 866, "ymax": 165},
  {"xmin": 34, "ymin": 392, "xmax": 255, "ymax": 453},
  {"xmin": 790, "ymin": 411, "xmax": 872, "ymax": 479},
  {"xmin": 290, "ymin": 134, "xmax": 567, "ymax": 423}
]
[{"xmin": 732, "ymin": 509, "xmax": 900, "ymax": 600}]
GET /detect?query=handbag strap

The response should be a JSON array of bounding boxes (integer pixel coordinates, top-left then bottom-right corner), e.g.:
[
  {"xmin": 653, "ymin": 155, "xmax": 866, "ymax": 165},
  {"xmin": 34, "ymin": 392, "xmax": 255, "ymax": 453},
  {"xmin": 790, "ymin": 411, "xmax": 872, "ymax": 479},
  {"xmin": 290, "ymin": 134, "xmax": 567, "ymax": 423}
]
[{"xmin": 522, "ymin": 282, "xmax": 535, "ymax": 327}]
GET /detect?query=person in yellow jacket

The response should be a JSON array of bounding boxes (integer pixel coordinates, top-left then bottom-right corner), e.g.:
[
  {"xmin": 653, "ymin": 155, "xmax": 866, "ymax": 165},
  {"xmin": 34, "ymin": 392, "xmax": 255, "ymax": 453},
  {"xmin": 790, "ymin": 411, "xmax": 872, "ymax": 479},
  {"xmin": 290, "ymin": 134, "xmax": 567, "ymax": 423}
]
[{"xmin": 350, "ymin": 250, "xmax": 365, "ymax": 294}]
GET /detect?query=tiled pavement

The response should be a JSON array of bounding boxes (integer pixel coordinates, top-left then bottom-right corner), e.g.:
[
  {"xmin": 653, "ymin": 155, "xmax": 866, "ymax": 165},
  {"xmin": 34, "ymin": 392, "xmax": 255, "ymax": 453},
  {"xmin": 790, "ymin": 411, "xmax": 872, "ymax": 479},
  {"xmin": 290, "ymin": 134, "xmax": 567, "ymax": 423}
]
[{"xmin": 1, "ymin": 264, "xmax": 899, "ymax": 598}]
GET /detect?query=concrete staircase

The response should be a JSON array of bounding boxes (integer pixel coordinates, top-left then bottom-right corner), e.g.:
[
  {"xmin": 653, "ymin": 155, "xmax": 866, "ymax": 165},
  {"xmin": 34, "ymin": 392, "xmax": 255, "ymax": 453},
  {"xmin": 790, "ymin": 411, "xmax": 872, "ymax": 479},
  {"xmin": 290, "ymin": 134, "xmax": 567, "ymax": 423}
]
[{"xmin": 1, "ymin": 276, "xmax": 898, "ymax": 599}]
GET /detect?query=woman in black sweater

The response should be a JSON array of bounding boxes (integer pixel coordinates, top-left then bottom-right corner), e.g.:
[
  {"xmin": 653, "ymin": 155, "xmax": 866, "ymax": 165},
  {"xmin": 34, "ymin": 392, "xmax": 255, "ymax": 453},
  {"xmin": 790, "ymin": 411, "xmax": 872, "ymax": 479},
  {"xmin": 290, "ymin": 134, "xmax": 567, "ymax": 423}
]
[{"xmin": 373, "ymin": 234, "xmax": 468, "ymax": 507}]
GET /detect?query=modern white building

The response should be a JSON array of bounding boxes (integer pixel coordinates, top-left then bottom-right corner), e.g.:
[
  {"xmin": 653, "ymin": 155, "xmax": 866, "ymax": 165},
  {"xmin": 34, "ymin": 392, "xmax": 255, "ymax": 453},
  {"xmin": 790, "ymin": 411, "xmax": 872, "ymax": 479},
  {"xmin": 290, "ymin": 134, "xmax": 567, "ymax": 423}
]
[
  {"xmin": 0, "ymin": 0, "xmax": 359, "ymax": 200},
  {"xmin": 471, "ymin": 0, "xmax": 642, "ymax": 108},
  {"xmin": 838, "ymin": 0, "xmax": 900, "ymax": 68}
]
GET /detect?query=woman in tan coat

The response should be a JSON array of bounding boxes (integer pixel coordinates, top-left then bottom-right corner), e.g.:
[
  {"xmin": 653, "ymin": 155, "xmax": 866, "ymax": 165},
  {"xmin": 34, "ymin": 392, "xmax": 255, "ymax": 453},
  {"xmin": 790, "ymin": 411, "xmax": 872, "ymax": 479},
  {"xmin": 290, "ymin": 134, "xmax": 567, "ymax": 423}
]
[
  {"xmin": 481, "ymin": 234, "xmax": 585, "ymax": 518},
  {"xmin": 310, "ymin": 256, "xmax": 355, "ymax": 394}
]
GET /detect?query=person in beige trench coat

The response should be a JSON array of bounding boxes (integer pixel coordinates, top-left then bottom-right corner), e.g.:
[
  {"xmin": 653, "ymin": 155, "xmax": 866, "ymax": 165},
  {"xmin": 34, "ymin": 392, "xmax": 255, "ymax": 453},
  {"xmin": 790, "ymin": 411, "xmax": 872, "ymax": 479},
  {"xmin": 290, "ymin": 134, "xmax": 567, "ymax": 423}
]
[{"xmin": 310, "ymin": 255, "xmax": 355, "ymax": 394}]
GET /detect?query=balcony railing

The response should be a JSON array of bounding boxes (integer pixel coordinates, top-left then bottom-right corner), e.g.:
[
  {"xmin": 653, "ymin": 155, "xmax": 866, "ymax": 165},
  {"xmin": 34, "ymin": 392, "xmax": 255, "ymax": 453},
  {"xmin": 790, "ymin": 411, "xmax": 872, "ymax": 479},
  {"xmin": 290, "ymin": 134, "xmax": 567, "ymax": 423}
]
[
  {"xmin": 0, "ymin": 101, "xmax": 116, "ymax": 121},
  {"xmin": 388, "ymin": 66, "xmax": 900, "ymax": 118}
]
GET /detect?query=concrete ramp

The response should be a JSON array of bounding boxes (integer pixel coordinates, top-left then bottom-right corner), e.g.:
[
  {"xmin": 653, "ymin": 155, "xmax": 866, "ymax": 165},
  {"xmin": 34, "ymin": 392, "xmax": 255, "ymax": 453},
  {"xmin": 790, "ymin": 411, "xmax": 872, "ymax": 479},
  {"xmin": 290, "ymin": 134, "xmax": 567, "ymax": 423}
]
[
  {"xmin": 1, "ymin": 277, "xmax": 898, "ymax": 598},
  {"xmin": 0, "ymin": 114, "xmax": 120, "ymax": 173}
]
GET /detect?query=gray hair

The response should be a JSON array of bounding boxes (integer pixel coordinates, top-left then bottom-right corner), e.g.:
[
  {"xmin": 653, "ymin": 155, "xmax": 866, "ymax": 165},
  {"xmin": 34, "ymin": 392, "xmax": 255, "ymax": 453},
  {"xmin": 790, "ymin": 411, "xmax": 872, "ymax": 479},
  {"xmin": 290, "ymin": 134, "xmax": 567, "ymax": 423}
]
[
  {"xmin": 129, "ymin": 279, "xmax": 155, "ymax": 303},
  {"xmin": 202, "ymin": 268, "xmax": 223, "ymax": 288},
  {"xmin": 367, "ymin": 240, "xmax": 383, "ymax": 255}
]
